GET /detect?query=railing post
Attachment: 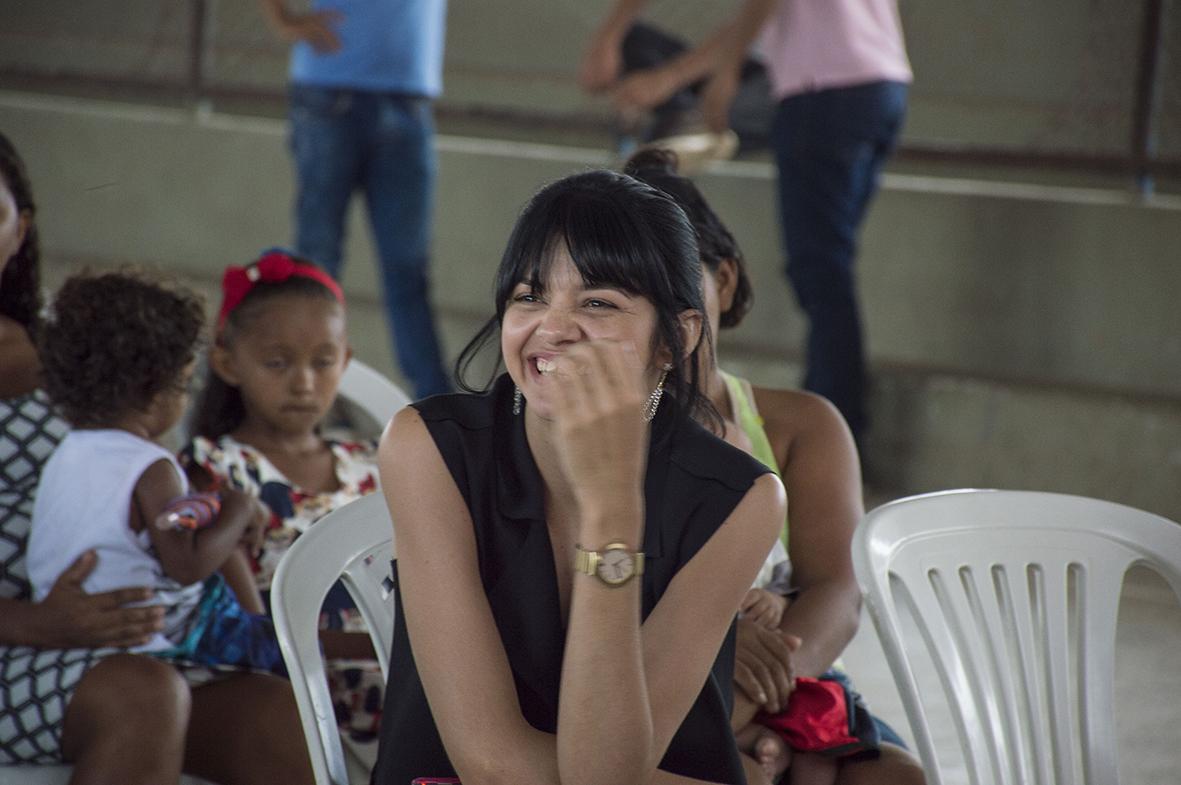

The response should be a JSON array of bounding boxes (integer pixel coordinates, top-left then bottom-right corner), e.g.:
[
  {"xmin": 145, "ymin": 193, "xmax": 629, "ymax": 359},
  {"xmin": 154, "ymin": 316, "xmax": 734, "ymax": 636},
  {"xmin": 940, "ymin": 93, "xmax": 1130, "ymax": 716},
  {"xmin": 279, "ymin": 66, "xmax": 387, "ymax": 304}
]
[
  {"xmin": 1130, "ymin": 0, "xmax": 1165, "ymax": 195},
  {"xmin": 189, "ymin": 0, "xmax": 208, "ymax": 99}
]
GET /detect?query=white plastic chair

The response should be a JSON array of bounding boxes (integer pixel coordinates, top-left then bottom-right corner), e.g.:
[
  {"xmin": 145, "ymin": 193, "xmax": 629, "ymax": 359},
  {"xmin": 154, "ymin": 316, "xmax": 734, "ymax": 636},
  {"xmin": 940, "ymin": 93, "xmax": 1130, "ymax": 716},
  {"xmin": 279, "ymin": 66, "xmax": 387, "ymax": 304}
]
[
  {"xmin": 271, "ymin": 493, "xmax": 397, "ymax": 785},
  {"xmin": 852, "ymin": 489, "xmax": 1181, "ymax": 785},
  {"xmin": 336, "ymin": 359, "xmax": 412, "ymax": 433}
]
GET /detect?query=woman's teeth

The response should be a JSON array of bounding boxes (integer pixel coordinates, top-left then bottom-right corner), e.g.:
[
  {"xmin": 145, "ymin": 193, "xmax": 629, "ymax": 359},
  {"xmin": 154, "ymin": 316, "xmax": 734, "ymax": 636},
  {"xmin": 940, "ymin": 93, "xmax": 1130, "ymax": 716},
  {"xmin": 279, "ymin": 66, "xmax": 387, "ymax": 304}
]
[{"xmin": 536, "ymin": 357, "xmax": 556, "ymax": 375}]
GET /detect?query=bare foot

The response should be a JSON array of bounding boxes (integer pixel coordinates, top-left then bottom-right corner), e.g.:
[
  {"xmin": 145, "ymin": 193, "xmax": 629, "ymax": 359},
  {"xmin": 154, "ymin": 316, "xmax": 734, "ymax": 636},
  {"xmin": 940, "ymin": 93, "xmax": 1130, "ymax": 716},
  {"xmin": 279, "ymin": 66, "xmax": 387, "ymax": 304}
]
[{"xmin": 754, "ymin": 729, "xmax": 791, "ymax": 782}]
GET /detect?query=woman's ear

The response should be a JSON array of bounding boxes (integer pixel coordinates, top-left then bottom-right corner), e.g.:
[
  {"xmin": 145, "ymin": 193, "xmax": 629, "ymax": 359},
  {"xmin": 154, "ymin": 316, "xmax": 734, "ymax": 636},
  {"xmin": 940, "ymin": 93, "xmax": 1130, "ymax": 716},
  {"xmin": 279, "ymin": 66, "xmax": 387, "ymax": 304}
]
[
  {"xmin": 716, "ymin": 258, "xmax": 740, "ymax": 316},
  {"xmin": 652, "ymin": 310, "xmax": 704, "ymax": 371},
  {"xmin": 208, "ymin": 343, "xmax": 240, "ymax": 386},
  {"xmin": 677, "ymin": 309, "xmax": 704, "ymax": 360}
]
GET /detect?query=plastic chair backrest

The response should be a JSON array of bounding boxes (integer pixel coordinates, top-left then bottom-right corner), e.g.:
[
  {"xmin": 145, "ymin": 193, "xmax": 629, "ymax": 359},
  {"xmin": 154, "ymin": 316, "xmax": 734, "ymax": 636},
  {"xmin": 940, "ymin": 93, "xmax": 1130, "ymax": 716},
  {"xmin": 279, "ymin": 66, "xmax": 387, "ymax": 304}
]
[
  {"xmin": 853, "ymin": 489, "xmax": 1181, "ymax": 785},
  {"xmin": 271, "ymin": 493, "xmax": 396, "ymax": 785},
  {"xmin": 337, "ymin": 359, "xmax": 412, "ymax": 432}
]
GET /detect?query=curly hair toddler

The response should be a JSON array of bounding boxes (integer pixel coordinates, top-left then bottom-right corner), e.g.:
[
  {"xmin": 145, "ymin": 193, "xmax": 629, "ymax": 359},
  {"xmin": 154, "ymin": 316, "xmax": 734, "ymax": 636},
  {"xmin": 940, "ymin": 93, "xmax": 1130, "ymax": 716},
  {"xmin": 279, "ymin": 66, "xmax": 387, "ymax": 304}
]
[{"xmin": 27, "ymin": 269, "xmax": 286, "ymax": 675}]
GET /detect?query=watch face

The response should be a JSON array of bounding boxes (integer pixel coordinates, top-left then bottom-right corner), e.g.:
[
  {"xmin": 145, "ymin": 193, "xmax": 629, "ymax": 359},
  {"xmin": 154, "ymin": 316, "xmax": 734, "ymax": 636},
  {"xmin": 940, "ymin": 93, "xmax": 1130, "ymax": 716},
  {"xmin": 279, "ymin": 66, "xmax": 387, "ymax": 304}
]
[{"xmin": 597, "ymin": 548, "xmax": 635, "ymax": 585}]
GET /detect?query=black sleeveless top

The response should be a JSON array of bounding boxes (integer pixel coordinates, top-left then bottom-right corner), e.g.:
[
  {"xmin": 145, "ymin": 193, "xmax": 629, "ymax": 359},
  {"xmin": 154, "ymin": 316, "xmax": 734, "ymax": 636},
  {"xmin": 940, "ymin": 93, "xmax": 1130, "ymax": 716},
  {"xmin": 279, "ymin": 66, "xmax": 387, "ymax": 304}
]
[{"xmin": 371, "ymin": 374, "xmax": 771, "ymax": 785}]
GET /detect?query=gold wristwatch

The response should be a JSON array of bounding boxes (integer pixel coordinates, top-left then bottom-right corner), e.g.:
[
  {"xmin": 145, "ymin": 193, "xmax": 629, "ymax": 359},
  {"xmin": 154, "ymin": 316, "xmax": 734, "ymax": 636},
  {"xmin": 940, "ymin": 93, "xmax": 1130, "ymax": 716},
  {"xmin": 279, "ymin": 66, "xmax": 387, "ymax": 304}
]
[{"xmin": 575, "ymin": 542, "xmax": 644, "ymax": 587}]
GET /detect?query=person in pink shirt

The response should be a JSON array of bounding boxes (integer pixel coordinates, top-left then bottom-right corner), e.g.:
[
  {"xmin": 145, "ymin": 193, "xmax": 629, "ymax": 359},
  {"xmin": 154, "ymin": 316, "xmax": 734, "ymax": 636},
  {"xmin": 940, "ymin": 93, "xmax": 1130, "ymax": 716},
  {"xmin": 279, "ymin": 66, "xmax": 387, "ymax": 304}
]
[{"xmin": 582, "ymin": 0, "xmax": 911, "ymax": 454}]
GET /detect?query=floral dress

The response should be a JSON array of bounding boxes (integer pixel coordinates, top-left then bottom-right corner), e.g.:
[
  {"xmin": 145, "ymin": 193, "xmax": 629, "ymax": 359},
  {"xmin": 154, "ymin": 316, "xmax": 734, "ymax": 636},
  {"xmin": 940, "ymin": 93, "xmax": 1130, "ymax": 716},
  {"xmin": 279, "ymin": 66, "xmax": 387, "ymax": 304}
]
[{"xmin": 179, "ymin": 434, "xmax": 384, "ymax": 741}]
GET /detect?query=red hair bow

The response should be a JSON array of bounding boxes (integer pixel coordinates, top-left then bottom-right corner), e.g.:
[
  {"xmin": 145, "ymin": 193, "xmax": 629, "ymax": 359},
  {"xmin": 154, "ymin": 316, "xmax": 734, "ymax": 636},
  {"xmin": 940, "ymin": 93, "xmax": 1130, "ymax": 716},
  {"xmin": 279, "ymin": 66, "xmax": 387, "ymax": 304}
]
[{"xmin": 217, "ymin": 250, "xmax": 344, "ymax": 331}]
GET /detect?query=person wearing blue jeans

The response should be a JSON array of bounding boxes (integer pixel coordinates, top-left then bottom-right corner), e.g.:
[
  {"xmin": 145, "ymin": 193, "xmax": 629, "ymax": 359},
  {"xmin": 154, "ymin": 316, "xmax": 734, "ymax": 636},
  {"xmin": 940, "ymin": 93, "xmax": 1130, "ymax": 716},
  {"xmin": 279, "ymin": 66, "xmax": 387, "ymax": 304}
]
[
  {"xmin": 261, "ymin": 0, "xmax": 451, "ymax": 398},
  {"xmin": 582, "ymin": 0, "xmax": 911, "ymax": 447},
  {"xmin": 773, "ymin": 81, "xmax": 908, "ymax": 440}
]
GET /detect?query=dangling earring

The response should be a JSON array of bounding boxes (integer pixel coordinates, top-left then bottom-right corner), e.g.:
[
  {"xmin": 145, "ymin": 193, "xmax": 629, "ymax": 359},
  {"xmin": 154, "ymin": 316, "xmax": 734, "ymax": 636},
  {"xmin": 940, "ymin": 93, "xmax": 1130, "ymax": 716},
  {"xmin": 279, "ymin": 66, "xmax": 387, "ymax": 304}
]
[
  {"xmin": 643, "ymin": 364, "xmax": 673, "ymax": 423},
  {"xmin": 512, "ymin": 386, "xmax": 523, "ymax": 416}
]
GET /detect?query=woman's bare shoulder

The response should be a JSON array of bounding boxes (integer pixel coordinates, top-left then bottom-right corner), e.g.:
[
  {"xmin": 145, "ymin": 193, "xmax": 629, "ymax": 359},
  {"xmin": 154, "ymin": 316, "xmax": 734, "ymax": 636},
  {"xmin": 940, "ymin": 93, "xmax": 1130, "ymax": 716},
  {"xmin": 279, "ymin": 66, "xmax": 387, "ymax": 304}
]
[
  {"xmin": 380, "ymin": 403, "xmax": 443, "ymax": 455},
  {"xmin": 749, "ymin": 385, "xmax": 850, "ymax": 460}
]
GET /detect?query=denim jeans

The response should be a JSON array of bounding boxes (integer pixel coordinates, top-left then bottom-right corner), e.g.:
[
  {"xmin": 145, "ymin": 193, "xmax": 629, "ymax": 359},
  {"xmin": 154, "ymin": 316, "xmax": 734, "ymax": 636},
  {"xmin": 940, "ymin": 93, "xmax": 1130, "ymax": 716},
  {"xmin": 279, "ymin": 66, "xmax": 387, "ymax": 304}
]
[
  {"xmin": 289, "ymin": 85, "xmax": 451, "ymax": 398},
  {"xmin": 772, "ymin": 81, "xmax": 908, "ymax": 440}
]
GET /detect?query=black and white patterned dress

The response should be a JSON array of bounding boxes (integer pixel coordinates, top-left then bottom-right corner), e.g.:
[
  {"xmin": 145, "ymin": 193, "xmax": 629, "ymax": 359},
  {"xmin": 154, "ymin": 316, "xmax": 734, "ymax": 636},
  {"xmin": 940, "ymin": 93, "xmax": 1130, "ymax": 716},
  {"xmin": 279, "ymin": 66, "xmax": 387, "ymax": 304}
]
[{"xmin": 0, "ymin": 390, "xmax": 117, "ymax": 764}]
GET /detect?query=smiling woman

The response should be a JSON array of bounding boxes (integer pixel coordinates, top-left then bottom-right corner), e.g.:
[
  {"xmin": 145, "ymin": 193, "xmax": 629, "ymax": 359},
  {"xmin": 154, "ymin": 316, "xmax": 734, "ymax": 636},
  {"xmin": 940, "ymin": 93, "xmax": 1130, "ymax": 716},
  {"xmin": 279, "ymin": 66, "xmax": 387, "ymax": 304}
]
[
  {"xmin": 371, "ymin": 170, "xmax": 785, "ymax": 785},
  {"xmin": 500, "ymin": 246, "xmax": 668, "ymax": 421}
]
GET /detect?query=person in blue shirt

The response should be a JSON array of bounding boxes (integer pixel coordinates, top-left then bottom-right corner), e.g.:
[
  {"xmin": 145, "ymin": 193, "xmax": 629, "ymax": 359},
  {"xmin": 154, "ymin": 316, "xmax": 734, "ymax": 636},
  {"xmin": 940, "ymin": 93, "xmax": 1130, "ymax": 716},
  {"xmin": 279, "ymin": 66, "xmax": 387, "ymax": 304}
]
[{"xmin": 260, "ymin": 0, "xmax": 452, "ymax": 398}]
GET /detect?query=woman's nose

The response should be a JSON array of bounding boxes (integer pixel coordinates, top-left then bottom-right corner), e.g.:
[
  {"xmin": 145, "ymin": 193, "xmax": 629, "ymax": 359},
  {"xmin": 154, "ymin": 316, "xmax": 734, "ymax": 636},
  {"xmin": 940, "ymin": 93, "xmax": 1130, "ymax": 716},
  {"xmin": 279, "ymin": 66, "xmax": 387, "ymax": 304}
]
[{"xmin": 537, "ymin": 305, "xmax": 580, "ymax": 342}]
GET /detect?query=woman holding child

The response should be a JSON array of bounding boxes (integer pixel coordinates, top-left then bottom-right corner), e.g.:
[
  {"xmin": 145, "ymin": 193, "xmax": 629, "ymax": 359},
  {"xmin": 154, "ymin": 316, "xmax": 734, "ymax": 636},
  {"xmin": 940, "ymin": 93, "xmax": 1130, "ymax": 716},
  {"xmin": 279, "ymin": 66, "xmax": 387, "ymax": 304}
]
[
  {"xmin": 373, "ymin": 169, "xmax": 785, "ymax": 784},
  {"xmin": 0, "ymin": 131, "xmax": 311, "ymax": 785}
]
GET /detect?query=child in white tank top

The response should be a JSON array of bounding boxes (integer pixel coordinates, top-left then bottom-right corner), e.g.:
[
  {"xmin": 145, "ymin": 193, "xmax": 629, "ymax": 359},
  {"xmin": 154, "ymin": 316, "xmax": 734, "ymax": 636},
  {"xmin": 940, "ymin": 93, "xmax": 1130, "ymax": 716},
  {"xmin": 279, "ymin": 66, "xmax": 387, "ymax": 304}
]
[{"xmin": 28, "ymin": 270, "xmax": 285, "ymax": 674}]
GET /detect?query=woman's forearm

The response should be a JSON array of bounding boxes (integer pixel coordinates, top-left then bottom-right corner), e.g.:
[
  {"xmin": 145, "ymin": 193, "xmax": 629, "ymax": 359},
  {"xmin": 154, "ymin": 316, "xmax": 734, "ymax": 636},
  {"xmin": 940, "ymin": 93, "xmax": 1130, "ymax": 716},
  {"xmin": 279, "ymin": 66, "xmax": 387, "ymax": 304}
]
[
  {"xmin": 780, "ymin": 578, "xmax": 861, "ymax": 677},
  {"xmin": 0, "ymin": 597, "xmax": 46, "ymax": 646},
  {"xmin": 658, "ymin": 0, "xmax": 778, "ymax": 90},
  {"xmin": 557, "ymin": 504, "xmax": 654, "ymax": 785},
  {"xmin": 595, "ymin": 0, "xmax": 652, "ymax": 39}
]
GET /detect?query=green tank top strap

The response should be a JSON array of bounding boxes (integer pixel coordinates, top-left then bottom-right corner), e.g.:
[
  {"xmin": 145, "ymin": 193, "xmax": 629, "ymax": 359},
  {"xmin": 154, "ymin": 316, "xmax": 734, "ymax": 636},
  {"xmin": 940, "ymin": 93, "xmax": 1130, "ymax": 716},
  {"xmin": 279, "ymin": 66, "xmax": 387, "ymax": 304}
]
[{"xmin": 720, "ymin": 370, "xmax": 788, "ymax": 547}]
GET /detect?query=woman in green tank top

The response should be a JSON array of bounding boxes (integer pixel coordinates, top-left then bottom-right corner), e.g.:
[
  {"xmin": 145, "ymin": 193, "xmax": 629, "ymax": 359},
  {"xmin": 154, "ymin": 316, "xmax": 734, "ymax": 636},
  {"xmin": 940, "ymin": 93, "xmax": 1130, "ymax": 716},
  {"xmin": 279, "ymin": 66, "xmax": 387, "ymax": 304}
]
[{"xmin": 625, "ymin": 150, "xmax": 924, "ymax": 785}]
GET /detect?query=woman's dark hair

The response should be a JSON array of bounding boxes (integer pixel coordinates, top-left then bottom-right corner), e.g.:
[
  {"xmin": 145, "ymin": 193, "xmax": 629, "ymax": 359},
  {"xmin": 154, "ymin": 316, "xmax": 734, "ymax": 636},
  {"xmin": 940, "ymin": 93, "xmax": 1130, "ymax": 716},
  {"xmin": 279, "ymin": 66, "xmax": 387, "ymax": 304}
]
[
  {"xmin": 455, "ymin": 168, "xmax": 717, "ymax": 427},
  {"xmin": 38, "ymin": 269, "xmax": 205, "ymax": 427},
  {"xmin": 623, "ymin": 149, "xmax": 753, "ymax": 328},
  {"xmin": 0, "ymin": 131, "xmax": 42, "ymax": 331},
  {"xmin": 192, "ymin": 270, "xmax": 341, "ymax": 439}
]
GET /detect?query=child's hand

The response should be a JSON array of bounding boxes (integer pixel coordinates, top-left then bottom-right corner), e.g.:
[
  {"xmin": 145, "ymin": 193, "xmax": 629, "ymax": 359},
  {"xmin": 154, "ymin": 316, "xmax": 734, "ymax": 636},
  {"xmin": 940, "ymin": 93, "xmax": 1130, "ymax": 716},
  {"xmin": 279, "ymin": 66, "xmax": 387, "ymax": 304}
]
[
  {"xmin": 740, "ymin": 587, "xmax": 788, "ymax": 629},
  {"xmin": 240, "ymin": 498, "xmax": 271, "ymax": 558},
  {"xmin": 220, "ymin": 488, "xmax": 270, "ymax": 558}
]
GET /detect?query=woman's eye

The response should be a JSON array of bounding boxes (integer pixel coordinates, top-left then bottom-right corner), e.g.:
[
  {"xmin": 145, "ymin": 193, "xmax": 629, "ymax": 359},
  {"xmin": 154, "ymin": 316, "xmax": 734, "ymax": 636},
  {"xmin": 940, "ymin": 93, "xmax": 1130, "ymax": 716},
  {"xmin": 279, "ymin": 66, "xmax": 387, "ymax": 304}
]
[
  {"xmin": 584, "ymin": 298, "xmax": 616, "ymax": 309},
  {"xmin": 313, "ymin": 357, "xmax": 335, "ymax": 369},
  {"xmin": 263, "ymin": 358, "xmax": 287, "ymax": 370},
  {"xmin": 512, "ymin": 292, "xmax": 541, "ymax": 304}
]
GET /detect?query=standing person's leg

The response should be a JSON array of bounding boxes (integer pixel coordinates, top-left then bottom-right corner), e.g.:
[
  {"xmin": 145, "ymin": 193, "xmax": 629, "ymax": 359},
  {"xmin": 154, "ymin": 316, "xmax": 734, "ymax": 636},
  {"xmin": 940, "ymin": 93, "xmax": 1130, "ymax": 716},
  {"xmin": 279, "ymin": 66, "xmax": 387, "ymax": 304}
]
[
  {"xmin": 361, "ymin": 94, "xmax": 451, "ymax": 398},
  {"xmin": 289, "ymin": 84, "xmax": 364, "ymax": 279},
  {"xmin": 772, "ymin": 83, "xmax": 906, "ymax": 443},
  {"xmin": 847, "ymin": 83, "xmax": 908, "ymax": 228}
]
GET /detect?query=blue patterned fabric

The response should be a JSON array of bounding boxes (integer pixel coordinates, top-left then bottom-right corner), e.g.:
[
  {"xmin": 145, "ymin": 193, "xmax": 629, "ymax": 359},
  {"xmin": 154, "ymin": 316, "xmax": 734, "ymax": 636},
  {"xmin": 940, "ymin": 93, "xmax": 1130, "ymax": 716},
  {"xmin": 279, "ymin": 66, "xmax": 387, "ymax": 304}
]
[{"xmin": 156, "ymin": 574, "xmax": 287, "ymax": 677}]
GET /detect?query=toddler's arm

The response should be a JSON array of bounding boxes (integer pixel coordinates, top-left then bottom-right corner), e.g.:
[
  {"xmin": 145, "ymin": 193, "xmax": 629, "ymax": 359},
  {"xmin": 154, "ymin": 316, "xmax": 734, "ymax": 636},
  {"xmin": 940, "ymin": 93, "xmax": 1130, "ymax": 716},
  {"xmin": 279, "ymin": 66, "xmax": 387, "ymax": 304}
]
[{"xmin": 134, "ymin": 459, "xmax": 265, "ymax": 586}]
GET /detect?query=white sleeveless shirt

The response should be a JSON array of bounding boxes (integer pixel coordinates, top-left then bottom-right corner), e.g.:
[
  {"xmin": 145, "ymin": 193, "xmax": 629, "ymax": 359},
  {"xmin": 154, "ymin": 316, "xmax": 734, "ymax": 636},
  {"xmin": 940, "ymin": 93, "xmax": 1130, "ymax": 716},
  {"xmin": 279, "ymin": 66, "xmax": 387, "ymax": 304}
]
[{"xmin": 28, "ymin": 429, "xmax": 203, "ymax": 652}]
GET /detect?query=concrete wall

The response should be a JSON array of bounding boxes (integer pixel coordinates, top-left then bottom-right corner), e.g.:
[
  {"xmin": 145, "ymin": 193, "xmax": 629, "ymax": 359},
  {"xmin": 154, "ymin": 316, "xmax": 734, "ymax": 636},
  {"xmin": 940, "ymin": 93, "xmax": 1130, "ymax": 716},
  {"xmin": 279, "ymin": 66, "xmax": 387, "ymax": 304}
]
[
  {"xmin": 4, "ymin": 90, "xmax": 1180, "ymax": 517},
  {"xmin": 7, "ymin": 91, "xmax": 1180, "ymax": 396}
]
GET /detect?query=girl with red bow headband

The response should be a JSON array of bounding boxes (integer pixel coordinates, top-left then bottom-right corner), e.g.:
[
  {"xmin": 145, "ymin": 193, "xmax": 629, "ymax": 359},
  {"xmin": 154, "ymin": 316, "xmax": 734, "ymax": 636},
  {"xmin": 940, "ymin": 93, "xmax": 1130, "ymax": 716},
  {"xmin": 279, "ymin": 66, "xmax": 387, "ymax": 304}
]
[
  {"xmin": 215, "ymin": 248, "xmax": 344, "ymax": 335},
  {"xmin": 181, "ymin": 249, "xmax": 385, "ymax": 739}
]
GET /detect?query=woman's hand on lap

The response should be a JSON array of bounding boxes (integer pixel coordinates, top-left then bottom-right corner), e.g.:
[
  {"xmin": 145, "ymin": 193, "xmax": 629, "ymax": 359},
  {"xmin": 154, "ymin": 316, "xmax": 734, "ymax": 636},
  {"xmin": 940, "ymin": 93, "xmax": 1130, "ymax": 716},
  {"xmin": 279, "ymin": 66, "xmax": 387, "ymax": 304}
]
[{"xmin": 733, "ymin": 616, "xmax": 801, "ymax": 714}]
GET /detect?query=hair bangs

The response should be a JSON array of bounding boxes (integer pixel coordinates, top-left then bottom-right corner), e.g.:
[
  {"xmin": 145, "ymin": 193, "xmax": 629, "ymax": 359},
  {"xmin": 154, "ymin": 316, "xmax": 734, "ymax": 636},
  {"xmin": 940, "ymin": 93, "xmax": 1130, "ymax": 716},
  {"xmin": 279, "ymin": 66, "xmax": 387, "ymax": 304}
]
[{"xmin": 494, "ymin": 180, "xmax": 674, "ymax": 312}]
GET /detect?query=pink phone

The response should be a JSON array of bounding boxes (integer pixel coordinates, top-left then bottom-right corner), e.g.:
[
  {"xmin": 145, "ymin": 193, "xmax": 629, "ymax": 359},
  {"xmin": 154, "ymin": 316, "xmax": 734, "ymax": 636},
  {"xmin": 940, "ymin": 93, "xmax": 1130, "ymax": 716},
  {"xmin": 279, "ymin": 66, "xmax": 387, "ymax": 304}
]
[{"xmin": 411, "ymin": 779, "xmax": 461, "ymax": 784}]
